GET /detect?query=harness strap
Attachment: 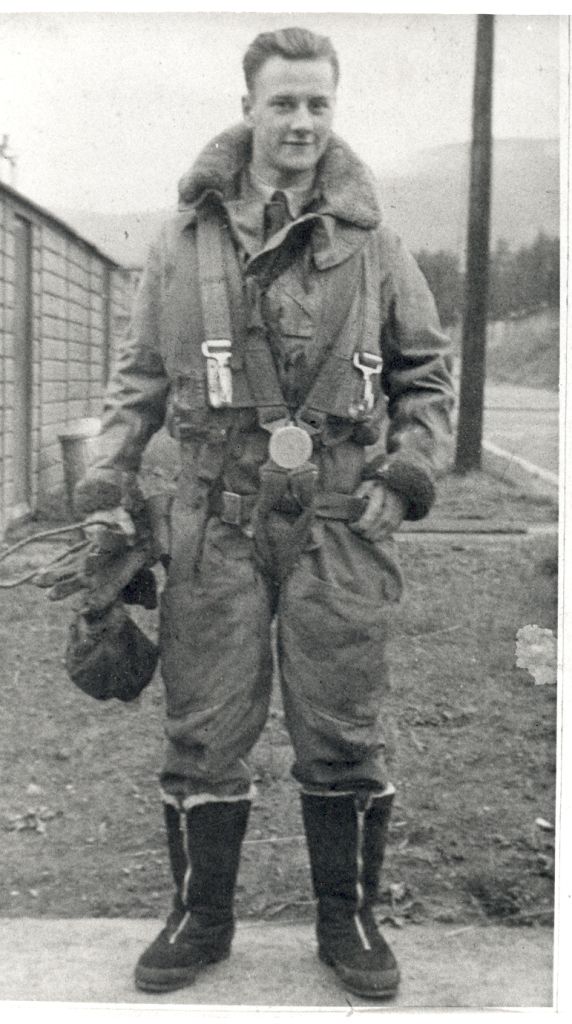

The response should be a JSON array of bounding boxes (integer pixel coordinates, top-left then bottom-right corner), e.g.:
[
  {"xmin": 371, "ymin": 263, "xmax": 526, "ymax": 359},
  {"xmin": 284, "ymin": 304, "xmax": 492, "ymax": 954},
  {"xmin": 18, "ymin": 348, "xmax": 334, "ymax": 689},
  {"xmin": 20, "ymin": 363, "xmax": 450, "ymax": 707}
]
[
  {"xmin": 241, "ymin": 277, "xmax": 288, "ymax": 421},
  {"xmin": 194, "ymin": 202, "xmax": 381, "ymax": 434},
  {"xmin": 195, "ymin": 208, "xmax": 255, "ymax": 411},
  {"xmin": 196, "ymin": 210, "xmax": 233, "ymax": 347},
  {"xmin": 195, "ymin": 203, "xmax": 289, "ymax": 421},
  {"xmin": 298, "ymin": 251, "xmax": 364, "ymax": 429}
]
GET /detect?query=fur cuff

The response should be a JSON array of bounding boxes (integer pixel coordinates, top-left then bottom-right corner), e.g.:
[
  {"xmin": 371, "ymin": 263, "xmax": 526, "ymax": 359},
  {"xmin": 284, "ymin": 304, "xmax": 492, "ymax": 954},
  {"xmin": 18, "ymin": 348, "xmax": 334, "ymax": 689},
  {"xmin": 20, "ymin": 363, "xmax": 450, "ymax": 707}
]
[
  {"xmin": 363, "ymin": 457, "xmax": 436, "ymax": 521},
  {"xmin": 73, "ymin": 470, "xmax": 124, "ymax": 517}
]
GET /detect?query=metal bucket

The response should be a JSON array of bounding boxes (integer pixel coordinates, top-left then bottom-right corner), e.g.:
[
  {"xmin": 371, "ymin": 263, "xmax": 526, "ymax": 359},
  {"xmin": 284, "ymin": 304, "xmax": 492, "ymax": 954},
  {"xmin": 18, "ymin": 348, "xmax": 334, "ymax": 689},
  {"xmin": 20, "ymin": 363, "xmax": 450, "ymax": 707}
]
[{"xmin": 58, "ymin": 418, "xmax": 102, "ymax": 511}]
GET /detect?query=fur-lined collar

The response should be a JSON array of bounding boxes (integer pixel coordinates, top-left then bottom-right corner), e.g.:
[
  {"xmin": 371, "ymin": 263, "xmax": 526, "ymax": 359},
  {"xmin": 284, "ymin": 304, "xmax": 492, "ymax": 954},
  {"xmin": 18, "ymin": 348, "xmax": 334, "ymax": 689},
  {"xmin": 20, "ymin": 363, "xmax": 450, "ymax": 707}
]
[{"xmin": 178, "ymin": 123, "xmax": 381, "ymax": 230}]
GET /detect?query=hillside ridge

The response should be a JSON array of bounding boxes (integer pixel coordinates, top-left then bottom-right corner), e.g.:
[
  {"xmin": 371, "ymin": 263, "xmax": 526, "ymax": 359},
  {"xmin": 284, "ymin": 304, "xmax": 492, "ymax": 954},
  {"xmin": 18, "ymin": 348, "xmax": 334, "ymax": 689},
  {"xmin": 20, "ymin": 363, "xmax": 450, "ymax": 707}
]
[{"xmin": 55, "ymin": 136, "xmax": 559, "ymax": 266}]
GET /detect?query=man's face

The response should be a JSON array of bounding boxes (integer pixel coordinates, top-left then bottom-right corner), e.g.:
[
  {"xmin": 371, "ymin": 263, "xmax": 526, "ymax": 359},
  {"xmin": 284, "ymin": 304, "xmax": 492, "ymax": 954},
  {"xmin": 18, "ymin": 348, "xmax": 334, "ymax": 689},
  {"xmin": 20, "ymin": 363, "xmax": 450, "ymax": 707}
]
[{"xmin": 242, "ymin": 56, "xmax": 337, "ymax": 188}]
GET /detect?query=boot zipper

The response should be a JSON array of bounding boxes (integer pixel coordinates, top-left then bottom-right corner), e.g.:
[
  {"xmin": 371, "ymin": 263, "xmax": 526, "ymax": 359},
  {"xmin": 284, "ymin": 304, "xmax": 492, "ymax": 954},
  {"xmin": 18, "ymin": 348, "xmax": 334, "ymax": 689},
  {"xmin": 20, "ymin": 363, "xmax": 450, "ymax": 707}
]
[
  {"xmin": 354, "ymin": 795, "xmax": 372, "ymax": 952},
  {"xmin": 169, "ymin": 810, "xmax": 192, "ymax": 945}
]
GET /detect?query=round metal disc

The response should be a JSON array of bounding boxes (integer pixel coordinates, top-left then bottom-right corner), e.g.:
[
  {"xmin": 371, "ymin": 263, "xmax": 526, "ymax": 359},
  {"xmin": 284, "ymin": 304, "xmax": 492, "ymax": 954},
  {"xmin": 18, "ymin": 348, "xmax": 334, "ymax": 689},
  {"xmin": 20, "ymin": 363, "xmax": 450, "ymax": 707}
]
[{"xmin": 268, "ymin": 424, "xmax": 313, "ymax": 470}]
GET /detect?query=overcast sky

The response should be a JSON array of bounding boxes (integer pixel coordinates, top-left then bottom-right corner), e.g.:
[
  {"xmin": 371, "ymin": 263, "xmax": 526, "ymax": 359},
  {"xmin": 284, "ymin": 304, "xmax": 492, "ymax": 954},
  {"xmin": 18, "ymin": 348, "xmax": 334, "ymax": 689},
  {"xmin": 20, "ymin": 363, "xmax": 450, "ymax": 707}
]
[{"xmin": 0, "ymin": 11, "xmax": 561, "ymax": 214}]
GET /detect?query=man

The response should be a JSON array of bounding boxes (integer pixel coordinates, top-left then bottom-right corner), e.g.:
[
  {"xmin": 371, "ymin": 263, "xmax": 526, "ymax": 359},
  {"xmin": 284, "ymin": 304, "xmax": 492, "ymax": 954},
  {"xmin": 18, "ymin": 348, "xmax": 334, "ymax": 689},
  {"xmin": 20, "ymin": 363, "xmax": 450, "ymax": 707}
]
[{"xmin": 75, "ymin": 26, "xmax": 453, "ymax": 999}]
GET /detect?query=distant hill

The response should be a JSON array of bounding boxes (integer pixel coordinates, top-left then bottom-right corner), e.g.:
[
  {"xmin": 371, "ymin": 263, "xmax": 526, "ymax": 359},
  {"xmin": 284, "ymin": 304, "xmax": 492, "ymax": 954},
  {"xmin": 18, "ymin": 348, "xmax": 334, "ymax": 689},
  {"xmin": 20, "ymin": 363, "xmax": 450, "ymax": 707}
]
[
  {"xmin": 56, "ymin": 137, "xmax": 559, "ymax": 267},
  {"xmin": 380, "ymin": 137, "xmax": 559, "ymax": 255}
]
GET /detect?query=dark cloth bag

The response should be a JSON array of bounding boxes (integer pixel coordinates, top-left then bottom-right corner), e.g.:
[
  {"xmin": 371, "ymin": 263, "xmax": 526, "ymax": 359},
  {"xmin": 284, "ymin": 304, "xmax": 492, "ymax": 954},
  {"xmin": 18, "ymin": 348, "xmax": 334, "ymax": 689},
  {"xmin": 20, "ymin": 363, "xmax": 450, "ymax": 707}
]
[{"xmin": 65, "ymin": 601, "xmax": 158, "ymax": 702}]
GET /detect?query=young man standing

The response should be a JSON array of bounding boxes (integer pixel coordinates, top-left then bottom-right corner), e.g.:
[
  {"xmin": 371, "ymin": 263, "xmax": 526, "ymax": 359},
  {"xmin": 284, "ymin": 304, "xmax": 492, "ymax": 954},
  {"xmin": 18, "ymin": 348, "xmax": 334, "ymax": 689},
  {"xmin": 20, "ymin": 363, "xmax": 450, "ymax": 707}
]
[{"xmin": 75, "ymin": 26, "xmax": 453, "ymax": 1000}]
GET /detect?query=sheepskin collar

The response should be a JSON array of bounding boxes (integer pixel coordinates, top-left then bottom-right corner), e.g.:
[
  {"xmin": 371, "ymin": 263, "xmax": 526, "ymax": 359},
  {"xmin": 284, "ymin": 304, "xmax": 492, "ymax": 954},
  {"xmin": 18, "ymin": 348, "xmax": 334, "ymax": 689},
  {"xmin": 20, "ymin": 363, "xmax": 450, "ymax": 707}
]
[{"xmin": 178, "ymin": 123, "xmax": 381, "ymax": 230}]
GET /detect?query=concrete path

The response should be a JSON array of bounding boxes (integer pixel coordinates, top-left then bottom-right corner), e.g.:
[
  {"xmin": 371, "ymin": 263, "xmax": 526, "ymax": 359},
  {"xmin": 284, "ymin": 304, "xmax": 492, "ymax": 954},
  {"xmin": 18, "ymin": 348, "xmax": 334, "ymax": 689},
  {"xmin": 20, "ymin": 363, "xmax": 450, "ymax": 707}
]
[
  {"xmin": 0, "ymin": 917, "xmax": 554, "ymax": 1009},
  {"xmin": 448, "ymin": 378, "xmax": 559, "ymax": 496},
  {"xmin": 483, "ymin": 382, "xmax": 559, "ymax": 481}
]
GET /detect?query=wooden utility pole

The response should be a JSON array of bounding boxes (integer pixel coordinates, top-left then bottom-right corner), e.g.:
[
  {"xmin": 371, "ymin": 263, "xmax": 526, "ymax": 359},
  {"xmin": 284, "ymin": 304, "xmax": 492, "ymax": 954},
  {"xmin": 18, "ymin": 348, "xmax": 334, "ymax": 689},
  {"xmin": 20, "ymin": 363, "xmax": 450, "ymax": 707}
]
[{"xmin": 455, "ymin": 14, "xmax": 495, "ymax": 472}]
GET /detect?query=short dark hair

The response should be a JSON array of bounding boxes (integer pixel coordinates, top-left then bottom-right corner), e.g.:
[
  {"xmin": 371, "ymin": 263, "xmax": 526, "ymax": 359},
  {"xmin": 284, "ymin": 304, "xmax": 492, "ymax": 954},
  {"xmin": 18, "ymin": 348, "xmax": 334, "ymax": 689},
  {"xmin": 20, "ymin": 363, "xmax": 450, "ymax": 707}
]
[{"xmin": 243, "ymin": 27, "xmax": 340, "ymax": 93}]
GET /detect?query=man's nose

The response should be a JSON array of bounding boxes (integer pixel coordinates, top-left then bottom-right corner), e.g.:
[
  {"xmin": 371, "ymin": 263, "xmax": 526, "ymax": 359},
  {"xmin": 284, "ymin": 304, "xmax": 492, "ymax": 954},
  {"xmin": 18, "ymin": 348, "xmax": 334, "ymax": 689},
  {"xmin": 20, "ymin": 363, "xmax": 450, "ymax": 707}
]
[{"xmin": 290, "ymin": 103, "xmax": 313, "ymax": 132}]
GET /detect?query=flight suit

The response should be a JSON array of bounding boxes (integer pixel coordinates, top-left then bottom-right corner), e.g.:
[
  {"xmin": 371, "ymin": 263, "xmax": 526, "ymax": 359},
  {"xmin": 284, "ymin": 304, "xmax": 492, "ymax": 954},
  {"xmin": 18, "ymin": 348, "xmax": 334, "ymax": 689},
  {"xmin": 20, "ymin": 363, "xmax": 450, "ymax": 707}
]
[
  {"xmin": 78, "ymin": 124, "xmax": 453, "ymax": 804},
  {"xmin": 76, "ymin": 122, "xmax": 454, "ymax": 998}
]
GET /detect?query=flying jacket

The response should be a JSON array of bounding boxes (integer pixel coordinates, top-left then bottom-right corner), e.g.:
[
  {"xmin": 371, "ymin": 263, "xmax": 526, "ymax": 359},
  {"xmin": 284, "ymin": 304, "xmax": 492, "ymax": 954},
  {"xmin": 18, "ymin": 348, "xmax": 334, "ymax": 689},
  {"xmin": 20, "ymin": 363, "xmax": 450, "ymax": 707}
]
[{"xmin": 77, "ymin": 125, "xmax": 454, "ymax": 523}]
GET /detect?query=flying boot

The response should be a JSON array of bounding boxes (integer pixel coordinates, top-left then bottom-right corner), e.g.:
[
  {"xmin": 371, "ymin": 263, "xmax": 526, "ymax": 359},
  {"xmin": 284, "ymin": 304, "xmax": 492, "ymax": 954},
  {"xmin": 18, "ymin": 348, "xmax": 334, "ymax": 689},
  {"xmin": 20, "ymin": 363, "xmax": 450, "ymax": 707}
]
[
  {"xmin": 135, "ymin": 797, "xmax": 250, "ymax": 992},
  {"xmin": 301, "ymin": 785, "xmax": 399, "ymax": 999}
]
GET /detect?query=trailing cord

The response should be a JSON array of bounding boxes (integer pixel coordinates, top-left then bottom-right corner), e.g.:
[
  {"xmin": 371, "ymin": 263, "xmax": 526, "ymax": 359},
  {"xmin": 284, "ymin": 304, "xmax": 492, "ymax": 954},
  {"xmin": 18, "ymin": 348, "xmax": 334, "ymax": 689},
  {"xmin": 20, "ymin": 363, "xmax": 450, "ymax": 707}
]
[{"xmin": 0, "ymin": 519, "xmax": 121, "ymax": 589}]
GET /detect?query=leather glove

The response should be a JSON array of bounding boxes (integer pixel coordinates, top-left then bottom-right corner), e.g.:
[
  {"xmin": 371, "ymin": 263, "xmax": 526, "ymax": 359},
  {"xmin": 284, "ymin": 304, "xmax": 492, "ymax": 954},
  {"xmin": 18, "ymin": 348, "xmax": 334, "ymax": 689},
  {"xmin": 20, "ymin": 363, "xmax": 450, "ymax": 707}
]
[
  {"xmin": 76, "ymin": 475, "xmax": 167, "ymax": 567},
  {"xmin": 87, "ymin": 506, "xmax": 157, "ymax": 611},
  {"xmin": 349, "ymin": 480, "xmax": 407, "ymax": 543},
  {"xmin": 34, "ymin": 508, "xmax": 157, "ymax": 611}
]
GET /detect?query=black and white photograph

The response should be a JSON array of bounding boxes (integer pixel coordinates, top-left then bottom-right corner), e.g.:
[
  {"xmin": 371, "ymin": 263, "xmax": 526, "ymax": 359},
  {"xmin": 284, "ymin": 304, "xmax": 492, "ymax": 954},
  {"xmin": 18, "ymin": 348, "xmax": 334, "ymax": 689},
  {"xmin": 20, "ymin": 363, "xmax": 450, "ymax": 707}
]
[{"xmin": 0, "ymin": 7, "xmax": 567, "ymax": 1018}]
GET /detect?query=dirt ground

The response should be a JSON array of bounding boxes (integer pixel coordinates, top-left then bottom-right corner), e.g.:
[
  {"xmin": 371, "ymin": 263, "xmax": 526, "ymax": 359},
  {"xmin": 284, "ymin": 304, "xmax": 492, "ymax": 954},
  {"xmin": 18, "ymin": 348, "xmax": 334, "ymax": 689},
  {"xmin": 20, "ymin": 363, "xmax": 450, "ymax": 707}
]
[{"xmin": 0, "ymin": 469, "xmax": 558, "ymax": 931}]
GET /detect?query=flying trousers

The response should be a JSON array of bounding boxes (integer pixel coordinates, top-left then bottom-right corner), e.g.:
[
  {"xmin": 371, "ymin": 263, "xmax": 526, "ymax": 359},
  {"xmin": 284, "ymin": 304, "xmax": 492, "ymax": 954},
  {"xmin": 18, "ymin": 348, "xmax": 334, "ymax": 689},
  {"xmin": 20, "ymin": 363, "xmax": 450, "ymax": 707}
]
[{"xmin": 158, "ymin": 448, "xmax": 405, "ymax": 804}]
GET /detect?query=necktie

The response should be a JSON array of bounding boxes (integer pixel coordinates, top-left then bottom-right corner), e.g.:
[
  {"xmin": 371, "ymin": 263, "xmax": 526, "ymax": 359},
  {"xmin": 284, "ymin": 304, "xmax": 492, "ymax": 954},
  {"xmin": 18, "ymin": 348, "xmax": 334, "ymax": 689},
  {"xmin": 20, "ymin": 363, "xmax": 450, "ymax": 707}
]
[{"xmin": 263, "ymin": 190, "xmax": 290, "ymax": 240}]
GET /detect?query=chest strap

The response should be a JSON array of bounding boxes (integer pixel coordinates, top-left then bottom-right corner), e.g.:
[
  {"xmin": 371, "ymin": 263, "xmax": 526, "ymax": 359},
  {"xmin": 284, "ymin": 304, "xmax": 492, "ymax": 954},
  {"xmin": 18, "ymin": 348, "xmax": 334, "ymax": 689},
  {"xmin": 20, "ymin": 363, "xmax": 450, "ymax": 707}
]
[{"xmin": 196, "ymin": 208, "xmax": 257, "ymax": 412}]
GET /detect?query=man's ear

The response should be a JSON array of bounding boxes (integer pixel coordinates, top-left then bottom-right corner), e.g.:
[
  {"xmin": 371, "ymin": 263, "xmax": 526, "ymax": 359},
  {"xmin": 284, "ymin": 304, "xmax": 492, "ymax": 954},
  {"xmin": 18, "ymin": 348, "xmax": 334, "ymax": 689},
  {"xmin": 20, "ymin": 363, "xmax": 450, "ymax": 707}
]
[{"xmin": 242, "ymin": 94, "xmax": 255, "ymax": 127}]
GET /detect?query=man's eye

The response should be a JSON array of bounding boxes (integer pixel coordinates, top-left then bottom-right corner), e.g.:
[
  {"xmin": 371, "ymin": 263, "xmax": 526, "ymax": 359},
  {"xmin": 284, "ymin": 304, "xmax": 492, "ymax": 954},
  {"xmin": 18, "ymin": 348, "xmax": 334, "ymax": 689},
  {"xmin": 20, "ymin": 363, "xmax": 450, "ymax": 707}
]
[
  {"xmin": 310, "ymin": 99, "xmax": 329, "ymax": 112},
  {"xmin": 273, "ymin": 99, "xmax": 293, "ymax": 110}
]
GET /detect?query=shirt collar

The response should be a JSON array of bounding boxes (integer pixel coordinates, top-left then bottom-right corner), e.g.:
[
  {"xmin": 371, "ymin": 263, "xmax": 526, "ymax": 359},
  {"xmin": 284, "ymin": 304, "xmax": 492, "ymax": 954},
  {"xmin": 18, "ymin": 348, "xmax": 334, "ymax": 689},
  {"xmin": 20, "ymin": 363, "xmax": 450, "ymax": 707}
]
[
  {"xmin": 245, "ymin": 167, "xmax": 314, "ymax": 220},
  {"xmin": 223, "ymin": 169, "xmax": 317, "ymax": 259}
]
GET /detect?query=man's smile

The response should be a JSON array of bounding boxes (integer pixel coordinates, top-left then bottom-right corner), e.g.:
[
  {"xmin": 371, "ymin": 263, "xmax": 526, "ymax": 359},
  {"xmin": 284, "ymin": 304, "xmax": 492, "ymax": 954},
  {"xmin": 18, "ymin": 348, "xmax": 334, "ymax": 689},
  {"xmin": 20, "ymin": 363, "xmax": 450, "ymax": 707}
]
[{"xmin": 243, "ymin": 56, "xmax": 336, "ymax": 188}]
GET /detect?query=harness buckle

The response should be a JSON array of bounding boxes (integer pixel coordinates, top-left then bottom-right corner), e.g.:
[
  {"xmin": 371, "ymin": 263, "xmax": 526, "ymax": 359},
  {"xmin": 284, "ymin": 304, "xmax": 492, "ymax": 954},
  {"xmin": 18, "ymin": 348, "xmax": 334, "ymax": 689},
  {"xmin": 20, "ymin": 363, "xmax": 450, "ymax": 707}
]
[
  {"xmin": 201, "ymin": 339, "xmax": 233, "ymax": 408},
  {"xmin": 220, "ymin": 491, "xmax": 244, "ymax": 526},
  {"xmin": 350, "ymin": 352, "xmax": 383, "ymax": 419}
]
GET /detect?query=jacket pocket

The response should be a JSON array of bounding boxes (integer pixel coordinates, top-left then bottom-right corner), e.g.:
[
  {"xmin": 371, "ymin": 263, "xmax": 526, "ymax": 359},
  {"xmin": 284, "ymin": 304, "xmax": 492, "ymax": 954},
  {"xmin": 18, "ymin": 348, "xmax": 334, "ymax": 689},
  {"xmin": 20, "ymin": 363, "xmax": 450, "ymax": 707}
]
[{"xmin": 280, "ymin": 303, "xmax": 314, "ymax": 339}]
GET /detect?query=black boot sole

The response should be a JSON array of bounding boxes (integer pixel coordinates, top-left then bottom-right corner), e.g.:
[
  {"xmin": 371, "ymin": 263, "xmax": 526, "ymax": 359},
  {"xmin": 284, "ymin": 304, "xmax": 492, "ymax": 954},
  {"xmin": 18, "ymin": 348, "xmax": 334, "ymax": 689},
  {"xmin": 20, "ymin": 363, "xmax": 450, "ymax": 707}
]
[
  {"xmin": 319, "ymin": 948, "xmax": 400, "ymax": 1000},
  {"xmin": 134, "ymin": 949, "xmax": 230, "ymax": 993}
]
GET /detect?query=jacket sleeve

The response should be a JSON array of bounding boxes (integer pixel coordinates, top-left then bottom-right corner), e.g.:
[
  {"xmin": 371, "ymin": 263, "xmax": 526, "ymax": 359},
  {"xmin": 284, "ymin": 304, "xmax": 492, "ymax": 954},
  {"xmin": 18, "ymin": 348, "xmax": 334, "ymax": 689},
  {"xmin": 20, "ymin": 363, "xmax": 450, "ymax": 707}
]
[
  {"xmin": 74, "ymin": 231, "xmax": 171, "ymax": 515},
  {"xmin": 363, "ymin": 230, "xmax": 455, "ymax": 520}
]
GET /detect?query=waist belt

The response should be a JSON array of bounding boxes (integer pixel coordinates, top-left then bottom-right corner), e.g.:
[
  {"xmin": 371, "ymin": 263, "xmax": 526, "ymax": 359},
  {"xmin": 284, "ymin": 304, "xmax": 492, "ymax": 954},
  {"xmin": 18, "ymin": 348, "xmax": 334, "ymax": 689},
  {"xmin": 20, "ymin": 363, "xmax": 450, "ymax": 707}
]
[{"xmin": 211, "ymin": 489, "xmax": 366, "ymax": 527}]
